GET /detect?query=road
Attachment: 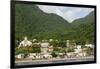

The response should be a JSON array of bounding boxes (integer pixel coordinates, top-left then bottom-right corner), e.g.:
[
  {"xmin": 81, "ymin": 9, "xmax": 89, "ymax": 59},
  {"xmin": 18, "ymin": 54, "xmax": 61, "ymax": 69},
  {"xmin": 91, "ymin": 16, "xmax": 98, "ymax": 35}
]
[{"xmin": 15, "ymin": 56, "xmax": 94, "ymax": 66}]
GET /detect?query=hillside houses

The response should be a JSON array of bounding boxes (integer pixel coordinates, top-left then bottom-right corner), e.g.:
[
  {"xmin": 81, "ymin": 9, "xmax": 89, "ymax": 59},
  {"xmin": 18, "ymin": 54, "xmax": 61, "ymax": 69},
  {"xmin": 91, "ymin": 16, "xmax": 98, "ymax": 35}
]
[
  {"xmin": 66, "ymin": 40, "xmax": 76, "ymax": 49},
  {"xmin": 15, "ymin": 37, "xmax": 94, "ymax": 60}
]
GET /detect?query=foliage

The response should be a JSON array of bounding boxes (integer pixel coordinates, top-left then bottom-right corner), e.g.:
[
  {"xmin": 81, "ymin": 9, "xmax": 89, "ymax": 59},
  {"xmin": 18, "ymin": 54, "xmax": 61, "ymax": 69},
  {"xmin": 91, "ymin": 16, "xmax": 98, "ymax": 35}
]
[
  {"xmin": 86, "ymin": 47, "xmax": 94, "ymax": 56},
  {"xmin": 66, "ymin": 48, "xmax": 75, "ymax": 52},
  {"xmin": 15, "ymin": 46, "xmax": 41, "ymax": 55},
  {"xmin": 15, "ymin": 4, "xmax": 71, "ymax": 40},
  {"xmin": 51, "ymin": 52, "xmax": 58, "ymax": 57},
  {"xmin": 15, "ymin": 4, "xmax": 95, "ymax": 46}
]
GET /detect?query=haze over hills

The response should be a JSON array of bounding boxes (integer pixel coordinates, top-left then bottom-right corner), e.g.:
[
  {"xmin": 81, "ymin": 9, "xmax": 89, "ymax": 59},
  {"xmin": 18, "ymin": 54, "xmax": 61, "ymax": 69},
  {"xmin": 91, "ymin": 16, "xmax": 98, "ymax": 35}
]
[
  {"xmin": 71, "ymin": 11, "xmax": 94, "ymax": 27},
  {"xmin": 15, "ymin": 4, "xmax": 95, "ymax": 44}
]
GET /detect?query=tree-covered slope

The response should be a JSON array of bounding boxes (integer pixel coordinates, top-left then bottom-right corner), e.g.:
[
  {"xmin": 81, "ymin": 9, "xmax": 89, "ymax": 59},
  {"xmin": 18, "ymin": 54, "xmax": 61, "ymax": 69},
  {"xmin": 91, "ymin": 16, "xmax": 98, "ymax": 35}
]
[
  {"xmin": 15, "ymin": 4, "xmax": 95, "ymax": 44},
  {"xmin": 15, "ymin": 4, "xmax": 71, "ymax": 40},
  {"xmin": 71, "ymin": 11, "xmax": 94, "ymax": 27},
  {"xmin": 71, "ymin": 11, "xmax": 95, "ymax": 44}
]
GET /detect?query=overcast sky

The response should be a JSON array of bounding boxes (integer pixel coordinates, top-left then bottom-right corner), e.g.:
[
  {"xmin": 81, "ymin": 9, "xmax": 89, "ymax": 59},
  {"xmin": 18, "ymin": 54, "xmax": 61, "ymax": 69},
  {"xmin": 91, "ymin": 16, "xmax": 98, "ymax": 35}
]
[{"xmin": 37, "ymin": 5, "xmax": 94, "ymax": 23}]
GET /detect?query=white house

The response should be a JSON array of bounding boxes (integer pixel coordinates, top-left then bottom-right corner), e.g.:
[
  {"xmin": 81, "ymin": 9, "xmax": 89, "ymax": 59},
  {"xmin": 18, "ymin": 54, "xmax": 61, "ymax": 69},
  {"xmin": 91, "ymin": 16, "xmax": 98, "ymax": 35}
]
[
  {"xmin": 15, "ymin": 54, "xmax": 24, "ymax": 59},
  {"xmin": 85, "ymin": 44, "xmax": 94, "ymax": 48},
  {"xmin": 33, "ymin": 39, "xmax": 37, "ymax": 42},
  {"xmin": 49, "ymin": 39, "xmax": 53, "ymax": 42},
  {"xmin": 28, "ymin": 53, "xmax": 36, "ymax": 59},
  {"xmin": 67, "ymin": 52, "xmax": 76, "ymax": 58},
  {"xmin": 42, "ymin": 54, "xmax": 52, "ymax": 59},
  {"xmin": 28, "ymin": 53, "xmax": 43, "ymax": 59},
  {"xmin": 74, "ymin": 45, "xmax": 87, "ymax": 57},
  {"xmin": 40, "ymin": 42, "xmax": 50, "ymax": 47},
  {"xmin": 77, "ymin": 45, "xmax": 82, "ymax": 49},
  {"xmin": 66, "ymin": 40, "xmax": 69, "ymax": 47},
  {"xmin": 74, "ymin": 49, "xmax": 81, "ymax": 53},
  {"xmin": 40, "ymin": 42, "xmax": 50, "ymax": 54},
  {"xmin": 33, "ymin": 42, "xmax": 41, "ymax": 45},
  {"xmin": 19, "ymin": 36, "xmax": 32, "ymax": 47},
  {"xmin": 76, "ymin": 52, "xmax": 87, "ymax": 57}
]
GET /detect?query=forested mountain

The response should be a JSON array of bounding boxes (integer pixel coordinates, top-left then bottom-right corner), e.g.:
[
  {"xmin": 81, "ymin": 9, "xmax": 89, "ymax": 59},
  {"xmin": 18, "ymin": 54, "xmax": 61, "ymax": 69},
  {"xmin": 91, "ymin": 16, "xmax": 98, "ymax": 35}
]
[
  {"xmin": 15, "ymin": 4, "xmax": 71, "ymax": 40},
  {"xmin": 71, "ymin": 11, "xmax": 95, "ymax": 44},
  {"xmin": 71, "ymin": 11, "xmax": 94, "ymax": 27},
  {"xmin": 15, "ymin": 4, "xmax": 95, "ymax": 44}
]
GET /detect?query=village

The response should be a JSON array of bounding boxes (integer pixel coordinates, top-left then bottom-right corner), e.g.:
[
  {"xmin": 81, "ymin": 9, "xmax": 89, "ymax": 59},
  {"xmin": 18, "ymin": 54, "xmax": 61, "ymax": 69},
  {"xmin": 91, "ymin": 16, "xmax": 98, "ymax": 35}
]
[{"xmin": 15, "ymin": 36, "xmax": 94, "ymax": 62}]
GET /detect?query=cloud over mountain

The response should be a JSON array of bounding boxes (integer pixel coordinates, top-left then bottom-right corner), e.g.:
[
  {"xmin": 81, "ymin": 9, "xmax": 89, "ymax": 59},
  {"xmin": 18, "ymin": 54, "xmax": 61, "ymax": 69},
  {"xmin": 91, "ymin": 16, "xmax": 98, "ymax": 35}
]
[{"xmin": 38, "ymin": 5, "xmax": 94, "ymax": 22}]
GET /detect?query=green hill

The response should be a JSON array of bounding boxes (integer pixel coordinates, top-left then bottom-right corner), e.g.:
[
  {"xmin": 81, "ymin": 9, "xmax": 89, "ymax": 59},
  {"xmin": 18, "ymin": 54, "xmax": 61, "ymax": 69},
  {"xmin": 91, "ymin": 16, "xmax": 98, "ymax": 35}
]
[
  {"xmin": 15, "ymin": 4, "xmax": 71, "ymax": 40},
  {"xmin": 71, "ymin": 11, "xmax": 95, "ymax": 44},
  {"xmin": 72, "ymin": 11, "xmax": 94, "ymax": 27},
  {"xmin": 15, "ymin": 4, "xmax": 95, "ymax": 44}
]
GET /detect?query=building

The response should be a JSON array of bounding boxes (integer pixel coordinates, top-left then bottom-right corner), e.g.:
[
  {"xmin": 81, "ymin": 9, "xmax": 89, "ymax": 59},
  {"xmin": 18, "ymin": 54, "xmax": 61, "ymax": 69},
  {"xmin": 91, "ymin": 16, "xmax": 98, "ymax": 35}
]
[
  {"xmin": 33, "ymin": 39, "xmax": 37, "ymax": 42},
  {"xmin": 19, "ymin": 36, "xmax": 32, "ymax": 47},
  {"xmin": 40, "ymin": 42, "xmax": 53, "ymax": 58},
  {"xmin": 85, "ymin": 44, "xmax": 94, "ymax": 48},
  {"xmin": 66, "ymin": 40, "xmax": 76, "ymax": 49},
  {"xmin": 40, "ymin": 42, "xmax": 50, "ymax": 54},
  {"xmin": 49, "ymin": 39, "xmax": 53, "ymax": 42},
  {"xmin": 15, "ymin": 54, "xmax": 24, "ymax": 59}
]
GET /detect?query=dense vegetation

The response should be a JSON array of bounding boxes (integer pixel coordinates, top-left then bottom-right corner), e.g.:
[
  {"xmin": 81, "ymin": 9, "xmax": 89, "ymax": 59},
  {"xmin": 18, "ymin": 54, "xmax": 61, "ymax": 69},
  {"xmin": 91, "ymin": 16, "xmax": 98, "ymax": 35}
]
[{"xmin": 15, "ymin": 4, "xmax": 95, "ymax": 45}]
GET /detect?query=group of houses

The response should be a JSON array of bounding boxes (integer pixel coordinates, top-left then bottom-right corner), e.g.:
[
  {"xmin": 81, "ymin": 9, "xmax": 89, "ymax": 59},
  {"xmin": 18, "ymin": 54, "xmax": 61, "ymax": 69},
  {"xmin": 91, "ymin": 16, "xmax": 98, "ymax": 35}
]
[{"xmin": 15, "ymin": 36, "xmax": 94, "ymax": 60}]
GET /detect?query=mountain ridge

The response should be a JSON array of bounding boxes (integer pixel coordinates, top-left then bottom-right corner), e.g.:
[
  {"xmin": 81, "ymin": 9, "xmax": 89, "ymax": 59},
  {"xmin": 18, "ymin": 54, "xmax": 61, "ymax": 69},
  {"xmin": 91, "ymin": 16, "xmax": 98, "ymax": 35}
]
[
  {"xmin": 71, "ymin": 11, "xmax": 94, "ymax": 27},
  {"xmin": 15, "ymin": 4, "xmax": 95, "ymax": 44}
]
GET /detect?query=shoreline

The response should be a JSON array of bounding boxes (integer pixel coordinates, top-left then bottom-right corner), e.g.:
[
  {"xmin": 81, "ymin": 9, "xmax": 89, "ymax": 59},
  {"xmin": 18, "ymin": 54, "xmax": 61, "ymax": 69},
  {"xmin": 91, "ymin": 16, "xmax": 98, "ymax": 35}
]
[{"xmin": 15, "ymin": 56, "xmax": 94, "ymax": 66}]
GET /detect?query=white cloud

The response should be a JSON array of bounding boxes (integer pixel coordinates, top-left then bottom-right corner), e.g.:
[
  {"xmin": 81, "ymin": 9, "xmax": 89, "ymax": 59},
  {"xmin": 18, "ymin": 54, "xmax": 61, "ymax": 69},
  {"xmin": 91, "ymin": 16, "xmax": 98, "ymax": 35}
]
[{"xmin": 37, "ymin": 5, "xmax": 94, "ymax": 23}]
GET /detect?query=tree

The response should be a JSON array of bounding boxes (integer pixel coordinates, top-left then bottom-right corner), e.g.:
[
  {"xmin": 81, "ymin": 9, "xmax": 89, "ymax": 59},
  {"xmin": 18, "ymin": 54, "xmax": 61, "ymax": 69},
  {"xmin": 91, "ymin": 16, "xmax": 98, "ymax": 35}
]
[
  {"xmin": 51, "ymin": 52, "xmax": 58, "ymax": 57},
  {"xmin": 66, "ymin": 48, "xmax": 74, "ymax": 52}
]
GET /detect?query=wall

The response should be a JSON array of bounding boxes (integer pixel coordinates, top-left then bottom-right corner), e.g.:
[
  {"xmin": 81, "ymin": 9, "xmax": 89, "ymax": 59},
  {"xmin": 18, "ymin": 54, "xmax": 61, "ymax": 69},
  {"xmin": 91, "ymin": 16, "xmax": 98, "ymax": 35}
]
[{"xmin": 0, "ymin": 0, "xmax": 100, "ymax": 69}]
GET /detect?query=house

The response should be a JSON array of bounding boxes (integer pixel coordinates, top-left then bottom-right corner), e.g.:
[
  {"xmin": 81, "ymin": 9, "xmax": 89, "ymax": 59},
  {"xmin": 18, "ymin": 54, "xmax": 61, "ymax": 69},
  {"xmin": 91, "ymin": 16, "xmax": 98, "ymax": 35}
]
[
  {"xmin": 19, "ymin": 36, "xmax": 32, "ymax": 47},
  {"xmin": 66, "ymin": 40, "xmax": 70, "ymax": 47},
  {"xmin": 42, "ymin": 54, "xmax": 52, "ymax": 59},
  {"xmin": 67, "ymin": 52, "xmax": 76, "ymax": 58},
  {"xmin": 28, "ymin": 53, "xmax": 37, "ymax": 59},
  {"xmin": 74, "ymin": 45, "xmax": 82, "ymax": 53},
  {"xmin": 15, "ymin": 54, "xmax": 24, "ymax": 59},
  {"xmin": 33, "ymin": 39, "xmax": 37, "ymax": 42},
  {"xmin": 74, "ymin": 45, "xmax": 87, "ymax": 57},
  {"xmin": 76, "ymin": 51, "xmax": 87, "ymax": 57},
  {"xmin": 77, "ymin": 45, "xmax": 82, "ymax": 49},
  {"xmin": 33, "ymin": 42, "xmax": 41, "ymax": 45},
  {"xmin": 28, "ymin": 53, "xmax": 43, "ymax": 59},
  {"xmin": 85, "ymin": 44, "xmax": 94, "ymax": 48},
  {"xmin": 48, "ymin": 45, "xmax": 53, "ymax": 53},
  {"xmin": 49, "ymin": 39, "xmax": 53, "ymax": 42},
  {"xmin": 40, "ymin": 42, "xmax": 50, "ymax": 54},
  {"xmin": 66, "ymin": 40, "xmax": 76, "ymax": 49}
]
